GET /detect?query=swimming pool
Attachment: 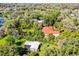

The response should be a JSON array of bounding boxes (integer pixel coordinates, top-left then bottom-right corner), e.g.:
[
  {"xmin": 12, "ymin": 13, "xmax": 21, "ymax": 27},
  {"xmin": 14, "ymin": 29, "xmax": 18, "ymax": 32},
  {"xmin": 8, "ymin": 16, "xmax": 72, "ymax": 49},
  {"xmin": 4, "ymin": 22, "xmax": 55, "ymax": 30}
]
[{"xmin": 0, "ymin": 16, "xmax": 4, "ymax": 26}]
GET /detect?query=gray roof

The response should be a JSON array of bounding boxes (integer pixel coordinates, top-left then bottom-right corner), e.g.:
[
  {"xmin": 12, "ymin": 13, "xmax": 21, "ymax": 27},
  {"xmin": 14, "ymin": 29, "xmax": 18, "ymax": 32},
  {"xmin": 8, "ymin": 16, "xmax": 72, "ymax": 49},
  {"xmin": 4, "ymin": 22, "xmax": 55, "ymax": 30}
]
[
  {"xmin": 30, "ymin": 19, "xmax": 44, "ymax": 23},
  {"xmin": 24, "ymin": 41, "xmax": 41, "ymax": 50}
]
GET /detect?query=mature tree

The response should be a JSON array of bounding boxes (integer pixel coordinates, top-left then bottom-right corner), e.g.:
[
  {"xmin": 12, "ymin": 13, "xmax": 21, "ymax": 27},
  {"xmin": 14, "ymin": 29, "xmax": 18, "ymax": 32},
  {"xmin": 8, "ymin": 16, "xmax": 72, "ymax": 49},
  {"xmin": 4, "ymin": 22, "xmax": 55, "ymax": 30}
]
[
  {"xmin": 43, "ymin": 8, "xmax": 60, "ymax": 26},
  {"xmin": 0, "ymin": 45, "xmax": 18, "ymax": 56}
]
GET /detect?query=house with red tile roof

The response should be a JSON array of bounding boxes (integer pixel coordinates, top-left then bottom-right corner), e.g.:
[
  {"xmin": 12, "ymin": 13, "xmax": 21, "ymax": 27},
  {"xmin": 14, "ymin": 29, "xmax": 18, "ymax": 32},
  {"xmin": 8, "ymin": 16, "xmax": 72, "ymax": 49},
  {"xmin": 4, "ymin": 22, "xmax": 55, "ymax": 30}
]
[{"xmin": 42, "ymin": 26, "xmax": 60, "ymax": 37}]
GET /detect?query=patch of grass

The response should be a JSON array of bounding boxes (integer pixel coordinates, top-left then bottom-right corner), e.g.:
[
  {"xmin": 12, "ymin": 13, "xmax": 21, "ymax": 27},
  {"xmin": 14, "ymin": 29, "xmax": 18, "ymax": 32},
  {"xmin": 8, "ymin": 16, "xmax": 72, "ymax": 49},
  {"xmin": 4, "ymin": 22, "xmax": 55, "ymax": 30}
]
[{"xmin": 0, "ymin": 39, "xmax": 7, "ymax": 46}]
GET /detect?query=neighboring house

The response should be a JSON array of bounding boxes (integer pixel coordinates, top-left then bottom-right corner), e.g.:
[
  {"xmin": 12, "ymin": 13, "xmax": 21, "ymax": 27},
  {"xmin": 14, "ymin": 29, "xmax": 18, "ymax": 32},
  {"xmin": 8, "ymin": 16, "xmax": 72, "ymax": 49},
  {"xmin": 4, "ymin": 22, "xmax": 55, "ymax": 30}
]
[
  {"xmin": 24, "ymin": 41, "xmax": 41, "ymax": 52},
  {"xmin": 53, "ymin": 31, "xmax": 60, "ymax": 37},
  {"xmin": 37, "ymin": 20, "xmax": 44, "ymax": 23},
  {"xmin": 70, "ymin": 13, "xmax": 76, "ymax": 17},
  {"xmin": 64, "ymin": 9, "xmax": 78, "ymax": 18},
  {"xmin": 30, "ymin": 19, "xmax": 44, "ymax": 23},
  {"xmin": 42, "ymin": 26, "xmax": 60, "ymax": 37}
]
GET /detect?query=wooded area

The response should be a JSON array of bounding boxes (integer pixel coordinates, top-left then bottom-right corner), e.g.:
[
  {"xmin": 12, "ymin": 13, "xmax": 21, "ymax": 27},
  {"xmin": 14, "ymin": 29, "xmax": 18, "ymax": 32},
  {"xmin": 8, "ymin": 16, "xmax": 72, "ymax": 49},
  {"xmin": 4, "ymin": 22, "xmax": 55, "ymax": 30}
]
[{"xmin": 0, "ymin": 4, "xmax": 79, "ymax": 56}]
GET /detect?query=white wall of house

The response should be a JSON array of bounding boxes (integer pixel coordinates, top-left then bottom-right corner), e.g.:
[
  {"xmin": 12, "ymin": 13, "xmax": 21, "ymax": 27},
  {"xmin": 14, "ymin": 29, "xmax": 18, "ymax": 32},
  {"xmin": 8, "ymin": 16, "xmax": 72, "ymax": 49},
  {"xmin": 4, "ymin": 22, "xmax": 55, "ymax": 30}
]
[{"xmin": 53, "ymin": 34, "xmax": 60, "ymax": 37}]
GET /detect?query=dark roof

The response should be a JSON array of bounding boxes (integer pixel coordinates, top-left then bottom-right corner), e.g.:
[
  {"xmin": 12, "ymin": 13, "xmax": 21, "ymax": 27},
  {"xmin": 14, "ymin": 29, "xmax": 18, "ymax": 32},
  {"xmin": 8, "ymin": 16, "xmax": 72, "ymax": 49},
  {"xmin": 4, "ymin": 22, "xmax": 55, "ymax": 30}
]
[{"xmin": 25, "ymin": 45, "xmax": 31, "ymax": 49}]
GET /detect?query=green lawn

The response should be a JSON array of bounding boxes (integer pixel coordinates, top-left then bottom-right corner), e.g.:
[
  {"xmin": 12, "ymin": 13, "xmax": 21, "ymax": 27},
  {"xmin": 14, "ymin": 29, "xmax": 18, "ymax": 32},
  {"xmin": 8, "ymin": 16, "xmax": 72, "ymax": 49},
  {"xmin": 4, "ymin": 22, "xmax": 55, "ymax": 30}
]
[{"xmin": 0, "ymin": 38, "xmax": 7, "ymax": 46}]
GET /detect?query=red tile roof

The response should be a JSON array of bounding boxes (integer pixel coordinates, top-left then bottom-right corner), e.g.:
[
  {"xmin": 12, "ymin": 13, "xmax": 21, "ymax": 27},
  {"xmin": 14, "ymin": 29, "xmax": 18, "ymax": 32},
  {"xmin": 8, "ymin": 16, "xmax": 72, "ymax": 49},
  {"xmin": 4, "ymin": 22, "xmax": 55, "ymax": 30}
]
[
  {"xmin": 42, "ymin": 26, "xmax": 53, "ymax": 34},
  {"xmin": 42, "ymin": 26, "xmax": 60, "ymax": 36}
]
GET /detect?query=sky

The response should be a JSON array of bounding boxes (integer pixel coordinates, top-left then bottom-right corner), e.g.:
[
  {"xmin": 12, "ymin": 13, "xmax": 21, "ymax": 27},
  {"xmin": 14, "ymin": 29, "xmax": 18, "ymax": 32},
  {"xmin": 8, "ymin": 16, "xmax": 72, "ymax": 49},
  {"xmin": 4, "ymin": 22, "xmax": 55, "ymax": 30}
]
[{"xmin": 0, "ymin": 0, "xmax": 79, "ymax": 3}]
